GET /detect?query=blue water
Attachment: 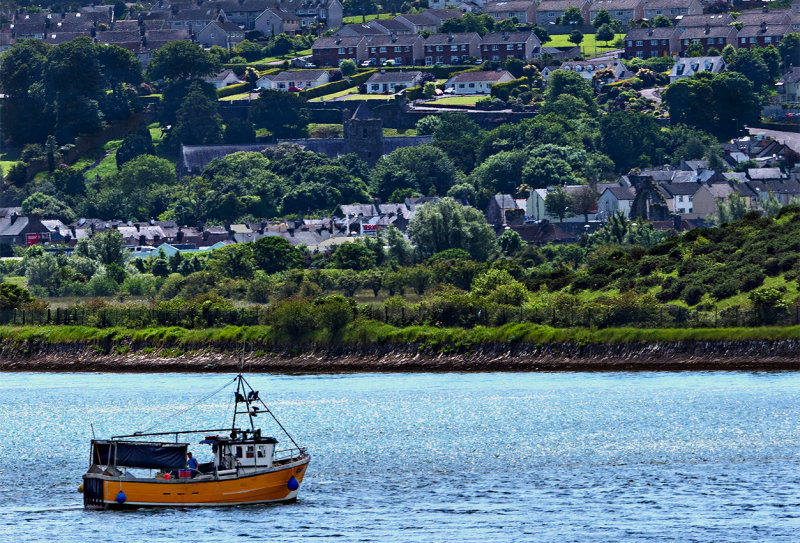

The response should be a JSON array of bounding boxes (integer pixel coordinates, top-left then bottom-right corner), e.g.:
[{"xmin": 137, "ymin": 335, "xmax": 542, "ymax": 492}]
[{"xmin": 2, "ymin": 371, "xmax": 800, "ymax": 542}]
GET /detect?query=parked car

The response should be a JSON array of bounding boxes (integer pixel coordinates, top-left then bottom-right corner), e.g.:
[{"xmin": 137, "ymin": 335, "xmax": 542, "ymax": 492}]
[
  {"xmin": 443, "ymin": 87, "xmax": 455, "ymax": 94},
  {"xmin": 303, "ymin": 62, "xmax": 315, "ymax": 69}
]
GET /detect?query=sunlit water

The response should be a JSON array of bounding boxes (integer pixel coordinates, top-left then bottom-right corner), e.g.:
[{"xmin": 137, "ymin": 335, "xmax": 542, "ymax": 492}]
[{"xmin": 2, "ymin": 371, "xmax": 800, "ymax": 542}]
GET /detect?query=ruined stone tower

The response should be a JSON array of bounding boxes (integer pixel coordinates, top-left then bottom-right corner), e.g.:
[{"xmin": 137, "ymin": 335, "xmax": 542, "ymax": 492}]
[{"xmin": 343, "ymin": 101, "xmax": 384, "ymax": 166}]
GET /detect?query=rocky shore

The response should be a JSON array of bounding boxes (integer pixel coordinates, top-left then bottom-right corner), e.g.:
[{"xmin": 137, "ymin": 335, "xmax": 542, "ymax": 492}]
[{"xmin": 1, "ymin": 339, "xmax": 798, "ymax": 372}]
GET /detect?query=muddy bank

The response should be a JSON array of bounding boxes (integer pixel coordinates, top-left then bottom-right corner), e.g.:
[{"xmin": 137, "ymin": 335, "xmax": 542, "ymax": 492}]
[{"xmin": 0, "ymin": 339, "xmax": 798, "ymax": 372}]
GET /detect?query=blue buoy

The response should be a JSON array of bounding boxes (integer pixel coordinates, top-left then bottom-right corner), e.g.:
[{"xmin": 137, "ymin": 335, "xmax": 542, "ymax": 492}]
[
  {"xmin": 115, "ymin": 491, "xmax": 126, "ymax": 504},
  {"xmin": 287, "ymin": 476, "xmax": 299, "ymax": 491}
]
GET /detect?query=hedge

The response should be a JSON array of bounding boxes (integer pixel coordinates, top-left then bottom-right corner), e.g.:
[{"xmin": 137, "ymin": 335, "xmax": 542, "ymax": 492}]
[
  {"xmin": 403, "ymin": 85, "xmax": 423, "ymax": 101},
  {"xmin": 349, "ymin": 69, "xmax": 379, "ymax": 84},
  {"xmin": 362, "ymin": 65, "xmax": 479, "ymax": 79},
  {"xmin": 222, "ymin": 62, "xmax": 284, "ymax": 71},
  {"xmin": 300, "ymin": 78, "xmax": 354, "ymax": 99},
  {"xmin": 217, "ymin": 82, "xmax": 251, "ymax": 98},
  {"xmin": 489, "ymin": 77, "xmax": 526, "ymax": 100}
]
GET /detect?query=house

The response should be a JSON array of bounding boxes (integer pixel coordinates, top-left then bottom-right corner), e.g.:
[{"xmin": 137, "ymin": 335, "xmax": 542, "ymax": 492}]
[
  {"xmin": 777, "ymin": 68, "xmax": 800, "ymax": 102},
  {"xmin": 334, "ymin": 23, "xmax": 388, "ymax": 37},
  {"xmin": 197, "ymin": 20, "xmax": 245, "ymax": 48},
  {"xmin": 641, "ymin": 0, "xmax": 702, "ymax": 20},
  {"xmin": 395, "ymin": 13, "xmax": 441, "ymax": 33},
  {"xmin": 674, "ymin": 13, "xmax": 733, "ymax": 30},
  {"xmin": 365, "ymin": 34, "xmax": 425, "ymax": 66},
  {"xmin": 166, "ymin": 8, "xmax": 223, "ymax": 31},
  {"xmin": 658, "ymin": 182, "xmax": 701, "ymax": 214},
  {"xmin": 678, "ymin": 25, "xmax": 737, "ymax": 55},
  {"xmin": 311, "ymin": 35, "xmax": 368, "ymax": 66},
  {"xmin": 204, "ymin": 69, "xmax": 244, "ymax": 89},
  {"xmin": 257, "ymin": 69, "xmax": 330, "ymax": 90},
  {"xmin": 0, "ymin": 214, "xmax": 53, "ymax": 247},
  {"xmin": 624, "ymin": 27, "xmax": 679, "ymax": 59},
  {"xmin": 737, "ymin": 23, "xmax": 792, "ymax": 49},
  {"xmin": 598, "ymin": 186, "xmax": 636, "ymax": 219},
  {"xmin": 424, "ymin": 32, "xmax": 482, "ymax": 64},
  {"xmin": 445, "ymin": 70, "xmax": 515, "ymax": 94},
  {"xmin": 541, "ymin": 59, "xmax": 628, "ymax": 81},
  {"xmin": 540, "ymin": 45, "xmax": 582, "ymax": 60},
  {"xmin": 669, "ymin": 56, "xmax": 725, "ymax": 82},
  {"xmin": 479, "ymin": 31, "xmax": 541, "ymax": 62},
  {"xmin": 692, "ymin": 182, "xmax": 735, "ymax": 218},
  {"xmin": 9, "ymin": 13, "xmax": 48, "ymax": 39},
  {"xmin": 484, "ymin": 1, "xmax": 538, "ymax": 24},
  {"xmin": 365, "ymin": 70, "xmax": 424, "ymax": 93},
  {"xmin": 746, "ymin": 167, "xmax": 788, "ymax": 182},
  {"xmin": 368, "ymin": 18, "xmax": 415, "ymax": 35},
  {"xmin": 254, "ymin": 8, "xmax": 301, "ymax": 36},
  {"xmin": 535, "ymin": 0, "xmax": 590, "ymax": 26},
  {"xmin": 219, "ymin": 0, "xmax": 343, "ymax": 30},
  {"xmin": 486, "ymin": 194, "xmax": 524, "ymax": 226},
  {"xmin": 526, "ymin": 188, "xmax": 547, "ymax": 220},
  {"xmin": 735, "ymin": 8, "xmax": 793, "ymax": 27},
  {"xmin": 588, "ymin": 0, "xmax": 644, "ymax": 26}
]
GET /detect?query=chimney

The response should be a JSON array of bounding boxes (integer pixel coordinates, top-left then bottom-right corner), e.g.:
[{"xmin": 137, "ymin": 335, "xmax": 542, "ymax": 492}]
[
  {"xmin": 10, "ymin": 213, "xmax": 17, "ymax": 224},
  {"xmin": 224, "ymin": 220, "xmax": 231, "ymax": 231},
  {"xmin": 704, "ymin": 23, "xmax": 710, "ymax": 35}
]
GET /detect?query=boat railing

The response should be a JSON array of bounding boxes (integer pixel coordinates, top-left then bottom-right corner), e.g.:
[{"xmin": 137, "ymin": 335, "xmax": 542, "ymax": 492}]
[{"xmin": 273, "ymin": 447, "xmax": 307, "ymax": 463}]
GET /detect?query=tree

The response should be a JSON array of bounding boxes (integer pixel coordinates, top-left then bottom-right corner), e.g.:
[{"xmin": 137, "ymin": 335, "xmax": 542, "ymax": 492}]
[
  {"xmin": 173, "ymin": 81, "xmax": 223, "ymax": 145},
  {"xmin": 339, "ymin": 59, "xmax": 357, "ymax": 77},
  {"xmin": 113, "ymin": 0, "xmax": 127, "ymax": 20},
  {"xmin": 497, "ymin": 229, "xmax": 523, "ymax": 255},
  {"xmin": 685, "ymin": 42, "xmax": 704, "ymax": 57},
  {"xmin": 206, "ymin": 244, "xmax": 255, "ymax": 278},
  {"xmin": 330, "ymin": 242, "xmax": 376, "ymax": 271},
  {"xmin": 447, "ymin": 183, "xmax": 477, "ymax": 204},
  {"xmin": 342, "ymin": 0, "xmax": 376, "ymax": 23},
  {"xmin": 20, "ymin": 192, "xmax": 76, "ymax": 223},
  {"xmin": 545, "ymin": 187, "xmax": 570, "ymax": 222},
  {"xmin": 115, "ymin": 155, "xmax": 177, "ymax": 194},
  {"xmin": 252, "ymin": 236, "xmax": 304, "ymax": 274},
  {"xmin": 371, "ymin": 145, "xmax": 459, "ymax": 200},
  {"xmin": 406, "ymin": 197, "xmax": 496, "ymax": 261},
  {"xmin": 599, "ymin": 111, "xmax": 661, "ymax": 173},
  {"xmin": 432, "ymin": 112, "xmax": 481, "ymax": 142},
  {"xmin": 248, "ymin": 88, "xmax": 309, "ymax": 139},
  {"xmin": 563, "ymin": 6, "xmax": 584, "ymax": 25},
  {"xmin": 0, "ymin": 283, "xmax": 34, "ymax": 309},
  {"xmin": 386, "ymin": 225, "xmax": 413, "ymax": 265},
  {"xmin": 570, "ymin": 186, "xmax": 599, "ymax": 223},
  {"xmin": 146, "ymin": 41, "xmax": 220, "ymax": 82},
  {"xmin": 568, "ymin": 29, "xmax": 584, "ymax": 46},
  {"xmin": 591, "ymin": 9, "xmax": 612, "ymax": 29},
  {"xmin": 652, "ymin": 15, "xmax": 672, "ymax": 27},
  {"xmin": 522, "ymin": 156, "xmax": 578, "ymax": 189},
  {"xmin": 223, "ymin": 118, "xmax": 256, "ymax": 144},
  {"xmin": 78, "ymin": 229, "xmax": 125, "ymax": 266},
  {"xmin": 596, "ymin": 24, "xmax": 615, "ymax": 46},
  {"xmin": 423, "ymin": 81, "xmax": 437, "ymax": 98},
  {"xmin": 544, "ymin": 70, "xmax": 596, "ymax": 114},
  {"xmin": 762, "ymin": 191, "xmax": 783, "ymax": 218},
  {"xmin": 116, "ymin": 126, "xmax": 155, "ymax": 170},
  {"xmin": 532, "ymin": 25, "xmax": 550, "ymax": 44},
  {"xmin": 778, "ymin": 33, "xmax": 800, "ymax": 67},
  {"xmin": 282, "ymin": 182, "xmax": 342, "ymax": 214},
  {"xmin": 97, "ymin": 44, "xmax": 142, "ymax": 92}
]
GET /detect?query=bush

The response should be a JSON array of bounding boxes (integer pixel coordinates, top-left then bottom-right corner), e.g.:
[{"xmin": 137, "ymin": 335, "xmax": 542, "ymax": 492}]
[
  {"xmin": 711, "ymin": 280, "xmax": 737, "ymax": 300},
  {"xmin": 217, "ymin": 82, "xmax": 251, "ymax": 98},
  {"xmin": 5, "ymin": 162, "xmax": 27, "ymax": 185},
  {"xmin": 315, "ymin": 294, "xmax": 356, "ymax": 333},
  {"xmin": 269, "ymin": 299, "xmax": 315, "ymax": 338},
  {"xmin": 681, "ymin": 283, "xmax": 704, "ymax": 306}
]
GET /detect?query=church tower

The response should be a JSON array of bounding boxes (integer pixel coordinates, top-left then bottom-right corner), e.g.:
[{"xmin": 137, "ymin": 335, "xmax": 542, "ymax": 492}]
[{"xmin": 343, "ymin": 101, "xmax": 384, "ymax": 166}]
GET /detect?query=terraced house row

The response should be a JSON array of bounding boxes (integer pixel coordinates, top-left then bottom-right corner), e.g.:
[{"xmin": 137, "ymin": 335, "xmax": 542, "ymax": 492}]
[
  {"xmin": 312, "ymin": 30, "xmax": 542, "ymax": 66},
  {"xmin": 624, "ymin": 8, "xmax": 800, "ymax": 58}
]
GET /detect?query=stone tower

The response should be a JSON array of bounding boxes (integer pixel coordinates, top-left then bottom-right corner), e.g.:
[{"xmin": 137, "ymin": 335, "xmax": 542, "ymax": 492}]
[{"xmin": 343, "ymin": 101, "xmax": 384, "ymax": 166}]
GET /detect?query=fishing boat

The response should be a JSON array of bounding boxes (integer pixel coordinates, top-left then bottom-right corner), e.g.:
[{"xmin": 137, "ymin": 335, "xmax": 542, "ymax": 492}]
[{"xmin": 82, "ymin": 374, "xmax": 310, "ymax": 509}]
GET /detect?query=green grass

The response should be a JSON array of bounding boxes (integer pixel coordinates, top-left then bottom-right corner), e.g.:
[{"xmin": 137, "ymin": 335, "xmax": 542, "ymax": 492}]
[
  {"xmin": 339, "ymin": 93, "xmax": 394, "ymax": 101},
  {"xmin": 218, "ymin": 92, "xmax": 255, "ymax": 101},
  {"xmin": 0, "ymin": 148, "xmax": 22, "ymax": 176},
  {"xmin": 308, "ymin": 87, "xmax": 359, "ymax": 102},
  {"xmin": 430, "ymin": 95, "xmax": 485, "ymax": 106},
  {"xmin": 252, "ymin": 49, "xmax": 314, "ymax": 64},
  {"xmin": 546, "ymin": 33, "xmax": 625, "ymax": 57},
  {"xmin": 342, "ymin": 13, "xmax": 394, "ymax": 23},
  {"xmin": 383, "ymin": 127, "xmax": 418, "ymax": 137},
  {"xmin": 0, "ymin": 322, "xmax": 796, "ymax": 351}
]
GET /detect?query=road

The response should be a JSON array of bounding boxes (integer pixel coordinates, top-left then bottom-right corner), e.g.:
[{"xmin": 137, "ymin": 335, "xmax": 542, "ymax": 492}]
[{"xmin": 746, "ymin": 126, "xmax": 800, "ymax": 151}]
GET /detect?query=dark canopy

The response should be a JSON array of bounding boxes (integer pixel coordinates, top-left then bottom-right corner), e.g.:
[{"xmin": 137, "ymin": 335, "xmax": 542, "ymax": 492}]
[{"xmin": 93, "ymin": 440, "xmax": 188, "ymax": 470}]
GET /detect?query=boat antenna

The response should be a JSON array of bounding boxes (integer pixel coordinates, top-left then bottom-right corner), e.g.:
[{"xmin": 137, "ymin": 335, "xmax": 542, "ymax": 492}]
[
  {"xmin": 239, "ymin": 373, "xmax": 302, "ymax": 450},
  {"xmin": 90, "ymin": 423, "xmax": 96, "ymax": 440}
]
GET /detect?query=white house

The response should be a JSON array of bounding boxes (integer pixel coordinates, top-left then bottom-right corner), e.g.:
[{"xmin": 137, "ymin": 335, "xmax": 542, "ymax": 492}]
[
  {"xmin": 257, "ymin": 69, "xmax": 330, "ymax": 91},
  {"xmin": 598, "ymin": 186, "xmax": 635, "ymax": 219},
  {"xmin": 445, "ymin": 70, "xmax": 515, "ymax": 94},
  {"xmin": 204, "ymin": 69, "xmax": 243, "ymax": 89},
  {"xmin": 669, "ymin": 56, "xmax": 725, "ymax": 82},
  {"xmin": 541, "ymin": 59, "xmax": 628, "ymax": 81},
  {"xmin": 364, "ymin": 70, "xmax": 423, "ymax": 93},
  {"xmin": 526, "ymin": 188, "xmax": 548, "ymax": 220}
]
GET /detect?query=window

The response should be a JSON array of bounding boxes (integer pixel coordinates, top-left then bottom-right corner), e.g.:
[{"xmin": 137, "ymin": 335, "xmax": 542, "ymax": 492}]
[
  {"xmin": 425, "ymin": 56, "xmax": 432, "ymax": 65},
  {"xmin": 651, "ymin": 40, "xmax": 658, "ymax": 45},
  {"xmin": 741, "ymin": 37, "xmax": 746, "ymax": 44},
  {"xmin": 451, "ymin": 45, "xmax": 458, "ymax": 51},
  {"xmin": 458, "ymin": 83, "xmax": 465, "ymax": 88},
  {"xmin": 235, "ymin": 446, "xmax": 243, "ymax": 458},
  {"xmin": 517, "ymin": 43, "xmax": 523, "ymax": 50},
  {"xmin": 636, "ymin": 51, "xmax": 643, "ymax": 57},
  {"xmin": 436, "ymin": 45, "xmax": 443, "ymax": 51},
  {"xmin": 492, "ymin": 44, "xmax": 498, "ymax": 50},
  {"xmin": 765, "ymin": 36, "xmax": 772, "ymax": 43},
  {"xmin": 616, "ymin": 10, "xmax": 623, "ymax": 15},
  {"xmin": 338, "ymin": 47, "xmax": 345, "ymax": 54},
  {"xmin": 461, "ymin": 44, "xmax": 466, "ymax": 50},
  {"xmin": 395, "ymin": 57, "xmax": 401, "ymax": 64},
  {"xmin": 650, "ymin": 50, "xmax": 658, "ymax": 57},
  {"xmin": 278, "ymin": 82, "xmax": 286, "ymax": 89},
  {"xmin": 404, "ymin": 46, "xmax": 410, "ymax": 51},
  {"xmin": 627, "ymin": 41, "xmax": 633, "ymax": 47},
  {"xmin": 451, "ymin": 56, "xmax": 458, "ymax": 63},
  {"xmin": 468, "ymin": 83, "xmax": 475, "ymax": 88},
  {"xmin": 750, "ymin": 37, "xmax": 756, "ymax": 43},
  {"xmin": 636, "ymin": 40, "xmax": 643, "ymax": 46},
  {"xmin": 246, "ymin": 446, "xmax": 254, "ymax": 458},
  {"xmin": 394, "ymin": 46, "xmax": 401, "ymax": 52},
  {"xmin": 380, "ymin": 46, "xmax": 386, "ymax": 52},
  {"xmin": 371, "ymin": 84, "xmax": 380, "ymax": 91},
  {"xmin": 371, "ymin": 47, "xmax": 376, "ymax": 53}
]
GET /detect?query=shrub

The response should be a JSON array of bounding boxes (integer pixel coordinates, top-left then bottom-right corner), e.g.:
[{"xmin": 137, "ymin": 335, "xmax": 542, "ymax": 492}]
[
  {"xmin": 269, "ymin": 299, "xmax": 315, "ymax": 338},
  {"xmin": 711, "ymin": 280, "xmax": 737, "ymax": 300},
  {"xmin": 681, "ymin": 283, "xmax": 704, "ymax": 306},
  {"xmin": 315, "ymin": 294, "xmax": 356, "ymax": 333}
]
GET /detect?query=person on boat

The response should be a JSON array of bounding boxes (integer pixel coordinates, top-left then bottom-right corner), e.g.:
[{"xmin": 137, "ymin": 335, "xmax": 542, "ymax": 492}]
[{"xmin": 187, "ymin": 452, "xmax": 199, "ymax": 476}]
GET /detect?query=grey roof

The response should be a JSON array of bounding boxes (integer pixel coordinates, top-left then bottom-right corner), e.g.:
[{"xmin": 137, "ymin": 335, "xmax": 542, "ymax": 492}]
[
  {"xmin": 659, "ymin": 182, "xmax": 702, "ymax": 196},
  {"xmin": 448, "ymin": 70, "xmax": 513, "ymax": 83},
  {"xmin": 352, "ymin": 101, "xmax": 376, "ymax": 120},
  {"xmin": 780, "ymin": 67, "xmax": 800, "ymax": 84},
  {"xmin": 493, "ymin": 193, "xmax": 522, "ymax": 209},
  {"xmin": 366, "ymin": 70, "xmax": 423, "ymax": 83},
  {"xmin": 603, "ymin": 186, "xmax": 635, "ymax": 200},
  {"xmin": 675, "ymin": 14, "xmax": 733, "ymax": 27},
  {"xmin": 722, "ymin": 172, "xmax": 747, "ymax": 183},
  {"xmin": 424, "ymin": 32, "xmax": 480, "ymax": 44},
  {"xmin": 341, "ymin": 204, "xmax": 379, "ymax": 217},
  {"xmin": 484, "ymin": 1, "xmax": 536, "ymax": 12},
  {"xmin": 536, "ymin": 0, "xmax": 588, "ymax": 10},
  {"xmin": 589, "ymin": 0, "xmax": 642, "ymax": 10},
  {"xmin": 267, "ymin": 69, "xmax": 329, "ymax": 82},
  {"xmin": 313, "ymin": 35, "xmax": 365, "ymax": 47},
  {"xmin": 679, "ymin": 25, "xmax": 735, "ymax": 39},
  {"xmin": 625, "ymin": 27, "xmax": 679, "ymax": 40},
  {"xmin": 0, "ymin": 216, "xmax": 30, "ymax": 236},
  {"xmin": 366, "ymin": 34, "xmax": 422, "ymax": 46},
  {"xmin": 481, "ymin": 30, "xmax": 537, "ymax": 44},
  {"xmin": 747, "ymin": 167, "xmax": 786, "ymax": 180},
  {"xmin": 369, "ymin": 18, "xmax": 414, "ymax": 31},
  {"xmin": 737, "ymin": 23, "xmax": 791, "ymax": 38},
  {"xmin": 736, "ymin": 9, "xmax": 792, "ymax": 25}
]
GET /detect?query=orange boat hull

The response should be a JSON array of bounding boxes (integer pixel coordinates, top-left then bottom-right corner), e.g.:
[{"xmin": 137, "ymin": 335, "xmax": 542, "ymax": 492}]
[{"xmin": 85, "ymin": 459, "xmax": 309, "ymax": 508}]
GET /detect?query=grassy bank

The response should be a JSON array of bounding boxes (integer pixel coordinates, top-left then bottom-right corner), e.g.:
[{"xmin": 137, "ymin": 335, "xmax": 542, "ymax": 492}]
[{"xmin": 0, "ymin": 322, "xmax": 797, "ymax": 348}]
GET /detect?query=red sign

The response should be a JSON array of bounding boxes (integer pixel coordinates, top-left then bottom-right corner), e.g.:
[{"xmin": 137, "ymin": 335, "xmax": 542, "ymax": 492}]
[
  {"xmin": 362, "ymin": 224, "xmax": 377, "ymax": 232},
  {"xmin": 26, "ymin": 233, "xmax": 39, "ymax": 247}
]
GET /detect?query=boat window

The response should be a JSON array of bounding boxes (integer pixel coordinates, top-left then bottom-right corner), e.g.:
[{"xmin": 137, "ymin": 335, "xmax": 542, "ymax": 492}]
[
  {"xmin": 235, "ymin": 446, "xmax": 243, "ymax": 458},
  {"xmin": 257, "ymin": 446, "xmax": 266, "ymax": 458},
  {"xmin": 246, "ymin": 445, "xmax": 255, "ymax": 458}
]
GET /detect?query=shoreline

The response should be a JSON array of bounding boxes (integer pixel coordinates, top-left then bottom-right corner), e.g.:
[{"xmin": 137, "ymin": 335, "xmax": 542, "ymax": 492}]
[{"xmin": 2, "ymin": 339, "xmax": 798, "ymax": 373}]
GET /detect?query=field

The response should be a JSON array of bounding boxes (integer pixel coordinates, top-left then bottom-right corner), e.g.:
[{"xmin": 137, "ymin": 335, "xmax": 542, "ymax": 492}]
[
  {"xmin": 429, "ymin": 95, "xmax": 485, "ymax": 106},
  {"xmin": 546, "ymin": 33, "xmax": 625, "ymax": 57},
  {"xmin": 342, "ymin": 13, "xmax": 394, "ymax": 24},
  {"xmin": 0, "ymin": 148, "xmax": 21, "ymax": 176}
]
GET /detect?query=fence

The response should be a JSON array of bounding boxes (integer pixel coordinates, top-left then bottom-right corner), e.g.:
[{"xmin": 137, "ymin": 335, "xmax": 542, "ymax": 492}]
[{"xmin": 0, "ymin": 303, "xmax": 797, "ymax": 330}]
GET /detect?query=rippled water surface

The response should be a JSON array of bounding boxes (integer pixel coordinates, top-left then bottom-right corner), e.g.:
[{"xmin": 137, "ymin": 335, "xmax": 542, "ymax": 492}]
[{"xmin": 2, "ymin": 371, "xmax": 800, "ymax": 542}]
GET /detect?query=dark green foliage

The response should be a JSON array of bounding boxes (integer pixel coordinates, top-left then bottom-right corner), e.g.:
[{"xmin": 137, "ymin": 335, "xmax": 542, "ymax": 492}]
[
  {"xmin": 116, "ymin": 127, "xmax": 155, "ymax": 170},
  {"xmin": 248, "ymin": 88, "xmax": 310, "ymax": 139},
  {"xmin": 0, "ymin": 283, "xmax": 33, "ymax": 309},
  {"xmin": 252, "ymin": 236, "xmax": 304, "ymax": 274}
]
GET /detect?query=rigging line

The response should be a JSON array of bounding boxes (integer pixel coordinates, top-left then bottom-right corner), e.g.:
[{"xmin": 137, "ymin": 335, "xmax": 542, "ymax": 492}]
[
  {"xmin": 139, "ymin": 376, "xmax": 238, "ymax": 434},
  {"xmin": 240, "ymin": 374, "xmax": 301, "ymax": 450}
]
